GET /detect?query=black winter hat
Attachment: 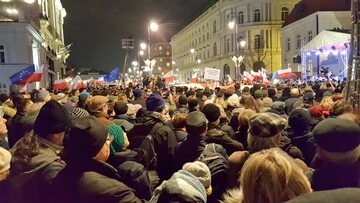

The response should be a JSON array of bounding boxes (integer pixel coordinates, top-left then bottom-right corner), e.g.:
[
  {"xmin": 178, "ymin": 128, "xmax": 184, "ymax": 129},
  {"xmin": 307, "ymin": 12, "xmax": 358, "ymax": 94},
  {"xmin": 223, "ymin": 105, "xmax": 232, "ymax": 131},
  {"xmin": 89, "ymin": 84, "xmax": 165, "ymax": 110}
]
[
  {"xmin": 64, "ymin": 116, "xmax": 108, "ymax": 160},
  {"xmin": 186, "ymin": 111, "xmax": 207, "ymax": 135},
  {"xmin": 201, "ymin": 103, "xmax": 220, "ymax": 123},
  {"xmin": 0, "ymin": 93, "xmax": 9, "ymax": 104},
  {"xmin": 34, "ymin": 100, "xmax": 71, "ymax": 137},
  {"xmin": 288, "ymin": 108, "xmax": 312, "ymax": 131},
  {"xmin": 313, "ymin": 118, "xmax": 360, "ymax": 152}
]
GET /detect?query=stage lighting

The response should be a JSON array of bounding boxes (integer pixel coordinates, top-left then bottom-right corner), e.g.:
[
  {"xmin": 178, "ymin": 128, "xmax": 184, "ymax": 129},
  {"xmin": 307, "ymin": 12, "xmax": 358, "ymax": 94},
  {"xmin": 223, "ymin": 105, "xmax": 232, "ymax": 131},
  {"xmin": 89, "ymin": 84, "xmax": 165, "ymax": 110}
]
[
  {"xmin": 315, "ymin": 50, "xmax": 321, "ymax": 55},
  {"xmin": 306, "ymin": 52, "xmax": 311, "ymax": 56}
]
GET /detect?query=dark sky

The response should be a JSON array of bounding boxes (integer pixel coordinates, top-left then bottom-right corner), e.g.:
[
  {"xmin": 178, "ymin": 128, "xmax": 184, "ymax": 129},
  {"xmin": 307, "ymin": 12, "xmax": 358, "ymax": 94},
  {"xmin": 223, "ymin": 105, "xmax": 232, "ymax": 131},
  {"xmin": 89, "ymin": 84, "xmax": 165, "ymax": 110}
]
[{"xmin": 61, "ymin": 0, "xmax": 210, "ymax": 72}]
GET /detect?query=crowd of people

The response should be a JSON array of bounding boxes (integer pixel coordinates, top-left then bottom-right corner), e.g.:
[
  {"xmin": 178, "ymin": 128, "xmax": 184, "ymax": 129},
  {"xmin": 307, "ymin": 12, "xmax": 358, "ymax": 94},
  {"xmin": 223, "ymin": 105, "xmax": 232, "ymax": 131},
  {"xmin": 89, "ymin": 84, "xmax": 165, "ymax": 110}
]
[{"xmin": 0, "ymin": 79, "xmax": 359, "ymax": 203}]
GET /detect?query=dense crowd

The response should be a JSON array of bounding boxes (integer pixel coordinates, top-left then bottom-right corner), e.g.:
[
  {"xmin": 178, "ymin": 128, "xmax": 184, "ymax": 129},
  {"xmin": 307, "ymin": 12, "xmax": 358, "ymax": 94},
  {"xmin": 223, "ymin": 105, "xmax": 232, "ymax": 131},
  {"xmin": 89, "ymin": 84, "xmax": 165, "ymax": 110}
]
[{"xmin": 0, "ymin": 80, "xmax": 359, "ymax": 203}]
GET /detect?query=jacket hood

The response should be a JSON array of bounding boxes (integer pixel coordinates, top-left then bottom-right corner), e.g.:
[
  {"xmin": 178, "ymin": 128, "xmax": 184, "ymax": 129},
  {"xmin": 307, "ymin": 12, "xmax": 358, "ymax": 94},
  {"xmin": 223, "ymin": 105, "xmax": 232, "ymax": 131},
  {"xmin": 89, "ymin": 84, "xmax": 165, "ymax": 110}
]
[
  {"xmin": 151, "ymin": 170, "xmax": 207, "ymax": 203},
  {"xmin": 10, "ymin": 136, "xmax": 62, "ymax": 188}
]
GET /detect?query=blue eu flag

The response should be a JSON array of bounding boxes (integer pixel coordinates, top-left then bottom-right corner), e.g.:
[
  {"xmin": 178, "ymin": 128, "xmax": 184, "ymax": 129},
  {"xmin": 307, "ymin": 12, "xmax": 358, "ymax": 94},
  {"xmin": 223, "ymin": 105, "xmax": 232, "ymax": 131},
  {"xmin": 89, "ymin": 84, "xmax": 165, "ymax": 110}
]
[
  {"xmin": 10, "ymin": 65, "xmax": 35, "ymax": 84},
  {"xmin": 104, "ymin": 67, "xmax": 119, "ymax": 82}
]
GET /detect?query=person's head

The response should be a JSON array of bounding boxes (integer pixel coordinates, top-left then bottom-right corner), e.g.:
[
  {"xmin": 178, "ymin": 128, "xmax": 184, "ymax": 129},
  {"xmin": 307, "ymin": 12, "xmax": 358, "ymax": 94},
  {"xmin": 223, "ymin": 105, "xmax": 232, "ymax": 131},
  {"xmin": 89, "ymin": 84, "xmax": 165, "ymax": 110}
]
[
  {"xmin": 240, "ymin": 94, "xmax": 260, "ymax": 113},
  {"xmin": 303, "ymin": 92, "xmax": 314, "ymax": 105},
  {"xmin": 290, "ymin": 88, "xmax": 300, "ymax": 98},
  {"xmin": 108, "ymin": 124, "xmax": 129, "ymax": 153},
  {"xmin": 114, "ymin": 101, "xmax": 128, "ymax": 115},
  {"xmin": 186, "ymin": 90, "xmax": 196, "ymax": 99},
  {"xmin": 52, "ymin": 93, "xmax": 68, "ymax": 104},
  {"xmin": 178, "ymin": 95, "xmax": 188, "ymax": 106},
  {"xmin": 146, "ymin": 93, "xmax": 165, "ymax": 113},
  {"xmin": 247, "ymin": 113, "xmax": 287, "ymax": 153},
  {"xmin": 30, "ymin": 89, "xmax": 50, "ymax": 103},
  {"xmin": 0, "ymin": 147, "xmax": 11, "ymax": 182},
  {"xmin": 320, "ymin": 96, "xmax": 334, "ymax": 110},
  {"xmin": 239, "ymin": 148, "xmax": 311, "ymax": 203},
  {"xmin": 268, "ymin": 88, "xmax": 276, "ymax": 97},
  {"xmin": 0, "ymin": 93, "xmax": 10, "ymax": 105},
  {"xmin": 188, "ymin": 98, "xmax": 199, "ymax": 112},
  {"xmin": 86, "ymin": 95, "xmax": 110, "ymax": 115},
  {"xmin": 33, "ymin": 100, "xmax": 71, "ymax": 146},
  {"xmin": 132, "ymin": 89, "xmax": 142, "ymax": 99},
  {"xmin": 227, "ymin": 94, "xmax": 240, "ymax": 108},
  {"xmin": 309, "ymin": 105, "xmax": 323, "ymax": 118},
  {"xmin": 64, "ymin": 116, "xmax": 111, "ymax": 162},
  {"xmin": 262, "ymin": 97, "xmax": 273, "ymax": 108},
  {"xmin": 13, "ymin": 96, "xmax": 33, "ymax": 113},
  {"xmin": 313, "ymin": 118, "xmax": 360, "ymax": 165},
  {"xmin": 183, "ymin": 161, "xmax": 212, "ymax": 196},
  {"xmin": 78, "ymin": 92, "xmax": 89, "ymax": 108},
  {"xmin": 185, "ymin": 111, "xmax": 207, "ymax": 136},
  {"xmin": 202, "ymin": 103, "xmax": 221, "ymax": 125},
  {"xmin": 288, "ymin": 109, "xmax": 312, "ymax": 135},
  {"xmin": 242, "ymin": 86, "xmax": 250, "ymax": 94},
  {"xmin": 234, "ymin": 83, "xmax": 241, "ymax": 91},
  {"xmin": 172, "ymin": 113, "xmax": 188, "ymax": 130},
  {"xmin": 118, "ymin": 93, "xmax": 128, "ymax": 104},
  {"xmin": 270, "ymin": 101, "xmax": 286, "ymax": 115},
  {"xmin": 254, "ymin": 90, "xmax": 263, "ymax": 100},
  {"xmin": 238, "ymin": 109, "xmax": 256, "ymax": 130},
  {"xmin": 338, "ymin": 113, "xmax": 360, "ymax": 126},
  {"xmin": 69, "ymin": 107, "xmax": 90, "ymax": 121},
  {"xmin": 330, "ymin": 100, "xmax": 353, "ymax": 117}
]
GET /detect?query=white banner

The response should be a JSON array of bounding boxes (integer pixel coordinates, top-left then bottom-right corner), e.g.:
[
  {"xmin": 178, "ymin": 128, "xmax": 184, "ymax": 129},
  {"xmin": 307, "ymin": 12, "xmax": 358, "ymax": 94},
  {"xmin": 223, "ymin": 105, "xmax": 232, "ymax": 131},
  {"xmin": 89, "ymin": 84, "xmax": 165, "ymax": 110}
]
[{"xmin": 204, "ymin": 67, "xmax": 220, "ymax": 81}]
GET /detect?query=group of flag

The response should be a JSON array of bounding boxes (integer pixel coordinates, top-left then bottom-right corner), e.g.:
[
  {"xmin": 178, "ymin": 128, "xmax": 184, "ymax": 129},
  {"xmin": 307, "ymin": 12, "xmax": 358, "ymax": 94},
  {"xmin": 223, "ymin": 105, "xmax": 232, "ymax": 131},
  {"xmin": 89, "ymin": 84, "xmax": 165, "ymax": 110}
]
[{"xmin": 9, "ymin": 65, "xmax": 120, "ymax": 91}]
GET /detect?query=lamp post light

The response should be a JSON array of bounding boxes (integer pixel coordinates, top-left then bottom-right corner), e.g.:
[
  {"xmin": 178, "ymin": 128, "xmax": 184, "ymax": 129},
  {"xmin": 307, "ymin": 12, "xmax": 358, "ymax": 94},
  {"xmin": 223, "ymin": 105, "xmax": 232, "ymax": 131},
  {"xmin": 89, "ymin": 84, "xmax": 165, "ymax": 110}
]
[
  {"xmin": 190, "ymin": 48, "xmax": 195, "ymax": 54},
  {"xmin": 139, "ymin": 50, "xmax": 144, "ymax": 56},
  {"xmin": 140, "ymin": 42, "xmax": 147, "ymax": 50},
  {"xmin": 146, "ymin": 20, "xmax": 159, "ymax": 76},
  {"xmin": 6, "ymin": 8, "xmax": 18, "ymax": 15},
  {"xmin": 228, "ymin": 12, "xmax": 247, "ymax": 82}
]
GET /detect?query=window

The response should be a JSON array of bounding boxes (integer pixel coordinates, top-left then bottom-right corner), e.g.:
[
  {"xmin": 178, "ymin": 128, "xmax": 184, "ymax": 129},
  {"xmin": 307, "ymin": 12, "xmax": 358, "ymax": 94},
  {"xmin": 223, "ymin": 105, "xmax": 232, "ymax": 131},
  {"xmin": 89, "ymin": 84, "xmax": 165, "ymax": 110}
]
[
  {"xmin": 0, "ymin": 83, "xmax": 7, "ymax": 94},
  {"xmin": 213, "ymin": 42, "xmax": 217, "ymax": 56},
  {"xmin": 287, "ymin": 38, "xmax": 290, "ymax": 51},
  {"xmin": 0, "ymin": 45, "xmax": 5, "ymax": 64},
  {"xmin": 159, "ymin": 46, "xmax": 162, "ymax": 51},
  {"xmin": 296, "ymin": 35, "xmax": 301, "ymax": 49},
  {"xmin": 254, "ymin": 35, "xmax": 261, "ymax": 49},
  {"xmin": 226, "ymin": 39, "xmax": 230, "ymax": 53},
  {"xmin": 166, "ymin": 51, "xmax": 170, "ymax": 56},
  {"xmin": 281, "ymin": 7, "xmax": 289, "ymax": 21},
  {"xmin": 253, "ymin": 9, "xmax": 260, "ymax": 22},
  {"xmin": 238, "ymin": 11, "xmax": 244, "ymax": 24},
  {"xmin": 308, "ymin": 31, "xmax": 313, "ymax": 42},
  {"xmin": 213, "ymin": 20, "xmax": 217, "ymax": 33}
]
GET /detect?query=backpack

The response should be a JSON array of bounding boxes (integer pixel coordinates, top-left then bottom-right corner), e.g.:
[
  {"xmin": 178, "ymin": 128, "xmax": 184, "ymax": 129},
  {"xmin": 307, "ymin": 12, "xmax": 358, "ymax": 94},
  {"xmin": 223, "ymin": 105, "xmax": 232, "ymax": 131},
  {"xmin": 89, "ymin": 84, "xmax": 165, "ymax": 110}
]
[
  {"xmin": 197, "ymin": 143, "xmax": 229, "ymax": 202},
  {"xmin": 128, "ymin": 122, "xmax": 162, "ymax": 169}
]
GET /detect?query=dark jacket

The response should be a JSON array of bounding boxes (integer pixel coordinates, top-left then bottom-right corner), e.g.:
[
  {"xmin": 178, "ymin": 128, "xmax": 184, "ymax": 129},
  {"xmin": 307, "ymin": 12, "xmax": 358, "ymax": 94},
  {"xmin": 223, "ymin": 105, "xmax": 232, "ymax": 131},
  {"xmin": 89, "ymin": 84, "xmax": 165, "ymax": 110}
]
[
  {"xmin": 284, "ymin": 97, "xmax": 300, "ymax": 115},
  {"xmin": 279, "ymin": 135, "xmax": 304, "ymax": 161},
  {"xmin": 174, "ymin": 129, "xmax": 187, "ymax": 142},
  {"xmin": 128, "ymin": 112, "xmax": 177, "ymax": 181},
  {"xmin": 131, "ymin": 98, "xmax": 146, "ymax": 108},
  {"xmin": 286, "ymin": 130, "xmax": 316, "ymax": 165},
  {"xmin": 206, "ymin": 123, "xmax": 244, "ymax": 155},
  {"xmin": 51, "ymin": 159, "xmax": 146, "ymax": 203},
  {"xmin": 6, "ymin": 110, "xmax": 39, "ymax": 147},
  {"xmin": 311, "ymin": 161, "xmax": 360, "ymax": 191},
  {"xmin": 112, "ymin": 115, "xmax": 135, "ymax": 133}
]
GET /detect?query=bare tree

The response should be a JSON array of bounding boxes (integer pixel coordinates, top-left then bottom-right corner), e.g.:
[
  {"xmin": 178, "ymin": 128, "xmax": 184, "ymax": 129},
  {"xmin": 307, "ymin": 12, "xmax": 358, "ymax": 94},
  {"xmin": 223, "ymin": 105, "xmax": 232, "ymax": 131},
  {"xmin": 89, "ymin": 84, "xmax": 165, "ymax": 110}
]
[{"xmin": 242, "ymin": 49, "xmax": 271, "ymax": 71}]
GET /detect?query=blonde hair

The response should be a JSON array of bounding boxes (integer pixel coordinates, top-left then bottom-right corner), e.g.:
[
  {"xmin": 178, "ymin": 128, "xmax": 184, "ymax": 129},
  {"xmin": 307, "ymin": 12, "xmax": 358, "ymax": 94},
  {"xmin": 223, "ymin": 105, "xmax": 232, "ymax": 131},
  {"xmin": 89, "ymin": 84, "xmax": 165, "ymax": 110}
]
[
  {"xmin": 238, "ymin": 109, "xmax": 256, "ymax": 129},
  {"xmin": 239, "ymin": 148, "xmax": 311, "ymax": 203},
  {"xmin": 320, "ymin": 96, "xmax": 334, "ymax": 109}
]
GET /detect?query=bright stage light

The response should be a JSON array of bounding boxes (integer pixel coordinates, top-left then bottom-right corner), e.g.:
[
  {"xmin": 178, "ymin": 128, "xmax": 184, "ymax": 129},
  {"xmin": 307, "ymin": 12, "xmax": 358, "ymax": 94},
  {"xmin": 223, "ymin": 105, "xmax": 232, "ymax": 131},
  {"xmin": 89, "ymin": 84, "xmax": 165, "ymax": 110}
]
[
  {"xmin": 315, "ymin": 50, "xmax": 321, "ymax": 56},
  {"xmin": 306, "ymin": 52, "xmax": 311, "ymax": 56}
]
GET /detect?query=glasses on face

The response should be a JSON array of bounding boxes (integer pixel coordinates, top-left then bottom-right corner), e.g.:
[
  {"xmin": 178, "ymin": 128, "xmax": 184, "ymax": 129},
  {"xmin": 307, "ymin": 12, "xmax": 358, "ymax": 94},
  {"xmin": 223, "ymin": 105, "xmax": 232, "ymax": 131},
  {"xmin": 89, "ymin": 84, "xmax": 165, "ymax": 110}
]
[{"xmin": 106, "ymin": 134, "xmax": 114, "ymax": 145}]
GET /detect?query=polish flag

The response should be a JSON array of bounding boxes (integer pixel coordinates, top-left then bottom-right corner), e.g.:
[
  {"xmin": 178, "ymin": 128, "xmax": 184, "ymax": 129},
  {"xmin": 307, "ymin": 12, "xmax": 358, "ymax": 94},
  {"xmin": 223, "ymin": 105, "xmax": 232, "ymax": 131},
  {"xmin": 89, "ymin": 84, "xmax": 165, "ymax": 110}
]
[
  {"xmin": 96, "ymin": 77, "xmax": 105, "ymax": 85},
  {"xmin": 244, "ymin": 71, "xmax": 254, "ymax": 81},
  {"xmin": 164, "ymin": 70, "xmax": 174, "ymax": 84},
  {"xmin": 278, "ymin": 68, "xmax": 292, "ymax": 78},
  {"xmin": 71, "ymin": 75, "xmax": 86, "ymax": 89},
  {"xmin": 25, "ymin": 65, "xmax": 44, "ymax": 83},
  {"xmin": 262, "ymin": 74, "xmax": 270, "ymax": 87},
  {"xmin": 53, "ymin": 79, "xmax": 69, "ymax": 90},
  {"xmin": 191, "ymin": 73, "xmax": 197, "ymax": 83}
]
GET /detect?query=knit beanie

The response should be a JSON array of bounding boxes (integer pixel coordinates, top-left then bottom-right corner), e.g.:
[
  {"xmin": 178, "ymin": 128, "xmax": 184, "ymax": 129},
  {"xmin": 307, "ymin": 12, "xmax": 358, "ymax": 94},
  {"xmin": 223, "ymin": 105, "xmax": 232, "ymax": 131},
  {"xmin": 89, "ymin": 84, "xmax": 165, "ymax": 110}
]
[
  {"xmin": 133, "ymin": 89, "xmax": 142, "ymax": 98},
  {"xmin": 34, "ymin": 100, "xmax": 71, "ymax": 137},
  {"xmin": 227, "ymin": 95, "xmax": 239, "ymax": 107},
  {"xmin": 254, "ymin": 90, "xmax": 263, "ymax": 99},
  {"xmin": 313, "ymin": 118, "xmax": 360, "ymax": 153},
  {"xmin": 70, "ymin": 107, "xmax": 89, "ymax": 120},
  {"xmin": 182, "ymin": 161, "xmax": 211, "ymax": 189},
  {"xmin": 288, "ymin": 108, "xmax": 311, "ymax": 131},
  {"xmin": 0, "ymin": 147, "xmax": 11, "ymax": 174},
  {"xmin": 309, "ymin": 105, "xmax": 323, "ymax": 118},
  {"xmin": 64, "ymin": 116, "xmax": 108, "ymax": 160},
  {"xmin": 201, "ymin": 103, "xmax": 220, "ymax": 123},
  {"xmin": 178, "ymin": 95, "xmax": 188, "ymax": 106},
  {"xmin": 108, "ymin": 124, "xmax": 125, "ymax": 154},
  {"xmin": 146, "ymin": 93, "xmax": 165, "ymax": 112},
  {"xmin": 188, "ymin": 99, "xmax": 199, "ymax": 109}
]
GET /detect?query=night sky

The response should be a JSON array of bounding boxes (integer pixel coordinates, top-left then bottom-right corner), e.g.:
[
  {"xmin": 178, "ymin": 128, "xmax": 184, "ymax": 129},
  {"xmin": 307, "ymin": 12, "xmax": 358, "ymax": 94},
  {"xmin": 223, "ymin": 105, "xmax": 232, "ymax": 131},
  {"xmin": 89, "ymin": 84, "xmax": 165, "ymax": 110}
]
[{"xmin": 61, "ymin": 0, "xmax": 210, "ymax": 72}]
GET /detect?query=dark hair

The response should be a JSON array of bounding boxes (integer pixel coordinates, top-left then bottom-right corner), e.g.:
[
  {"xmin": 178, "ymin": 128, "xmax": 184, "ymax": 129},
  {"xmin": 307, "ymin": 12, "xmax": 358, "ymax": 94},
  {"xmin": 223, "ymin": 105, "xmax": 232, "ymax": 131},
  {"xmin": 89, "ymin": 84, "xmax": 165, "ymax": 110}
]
[
  {"xmin": 114, "ymin": 101, "xmax": 128, "ymax": 115},
  {"xmin": 30, "ymin": 89, "xmax": 43, "ymax": 103},
  {"xmin": 268, "ymin": 88, "xmax": 276, "ymax": 97},
  {"xmin": 234, "ymin": 83, "xmax": 241, "ymax": 90}
]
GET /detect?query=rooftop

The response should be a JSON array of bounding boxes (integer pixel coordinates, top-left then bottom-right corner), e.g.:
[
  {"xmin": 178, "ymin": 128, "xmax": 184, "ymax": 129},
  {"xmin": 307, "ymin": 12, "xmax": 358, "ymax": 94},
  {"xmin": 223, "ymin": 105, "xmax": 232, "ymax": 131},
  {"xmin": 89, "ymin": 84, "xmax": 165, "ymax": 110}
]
[{"xmin": 282, "ymin": 0, "xmax": 351, "ymax": 28}]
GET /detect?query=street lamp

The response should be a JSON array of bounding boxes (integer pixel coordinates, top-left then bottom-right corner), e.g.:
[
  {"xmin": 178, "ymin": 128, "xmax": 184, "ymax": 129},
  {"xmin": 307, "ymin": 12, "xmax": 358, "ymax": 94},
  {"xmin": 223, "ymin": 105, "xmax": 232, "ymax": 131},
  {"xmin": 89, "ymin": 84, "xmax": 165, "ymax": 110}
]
[
  {"xmin": 132, "ymin": 61, "xmax": 139, "ymax": 67},
  {"xmin": 240, "ymin": 40, "xmax": 246, "ymax": 48},
  {"xmin": 190, "ymin": 48, "xmax": 195, "ymax": 54},
  {"xmin": 197, "ymin": 59, "xmax": 202, "ymax": 64},
  {"xmin": 228, "ymin": 20, "xmax": 236, "ymax": 29},
  {"xmin": 149, "ymin": 21, "xmax": 159, "ymax": 32},
  {"xmin": 140, "ymin": 42, "xmax": 147, "ymax": 50},
  {"xmin": 24, "ymin": 0, "xmax": 35, "ymax": 3},
  {"xmin": 172, "ymin": 61, "xmax": 176, "ymax": 65},
  {"xmin": 139, "ymin": 50, "xmax": 144, "ymax": 56},
  {"xmin": 6, "ymin": 8, "xmax": 18, "ymax": 15}
]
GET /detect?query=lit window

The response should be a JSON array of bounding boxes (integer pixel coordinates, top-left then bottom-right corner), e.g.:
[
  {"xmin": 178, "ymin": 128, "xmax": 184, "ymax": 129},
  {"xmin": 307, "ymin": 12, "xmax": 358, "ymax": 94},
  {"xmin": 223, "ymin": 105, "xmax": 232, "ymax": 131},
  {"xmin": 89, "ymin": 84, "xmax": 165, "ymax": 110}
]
[
  {"xmin": 281, "ymin": 7, "xmax": 289, "ymax": 21},
  {"xmin": 238, "ymin": 11, "xmax": 244, "ymax": 24},
  {"xmin": 254, "ymin": 9, "xmax": 260, "ymax": 22},
  {"xmin": 254, "ymin": 35, "xmax": 261, "ymax": 49},
  {"xmin": 159, "ymin": 46, "xmax": 162, "ymax": 50}
]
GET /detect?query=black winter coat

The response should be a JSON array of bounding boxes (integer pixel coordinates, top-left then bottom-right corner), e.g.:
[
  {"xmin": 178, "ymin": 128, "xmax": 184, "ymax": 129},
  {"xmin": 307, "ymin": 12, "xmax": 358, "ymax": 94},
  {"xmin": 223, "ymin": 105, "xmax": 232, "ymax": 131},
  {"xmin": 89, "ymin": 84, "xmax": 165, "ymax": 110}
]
[{"xmin": 51, "ymin": 159, "xmax": 146, "ymax": 203}]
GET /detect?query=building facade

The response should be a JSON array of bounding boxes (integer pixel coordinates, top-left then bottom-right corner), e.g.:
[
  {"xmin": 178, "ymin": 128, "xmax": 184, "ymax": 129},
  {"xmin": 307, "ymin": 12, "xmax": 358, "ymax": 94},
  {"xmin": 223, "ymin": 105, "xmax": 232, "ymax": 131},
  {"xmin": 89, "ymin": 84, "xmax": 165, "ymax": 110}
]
[
  {"xmin": 280, "ymin": 0, "xmax": 351, "ymax": 75},
  {"xmin": 170, "ymin": 0, "xmax": 299, "ymax": 83},
  {"xmin": 0, "ymin": 0, "xmax": 68, "ymax": 93},
  {"xmin": 150, "ymin": 42, "xmax": 172, "ymax": 75}
]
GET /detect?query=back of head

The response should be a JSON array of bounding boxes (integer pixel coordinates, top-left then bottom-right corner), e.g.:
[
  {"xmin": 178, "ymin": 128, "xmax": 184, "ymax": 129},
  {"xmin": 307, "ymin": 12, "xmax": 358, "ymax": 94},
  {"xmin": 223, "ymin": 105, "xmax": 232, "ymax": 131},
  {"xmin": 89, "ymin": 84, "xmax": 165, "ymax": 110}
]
[
  {"xmin": 114, "ymin": 101, "xmax": 128, "ymax": 115},
  {"xmin": 290, "ymin": 88, "xmax": 300, "ymax": 97},
  {"xmin": 146, "ymin": 93, "xmax": 165, "ymax": 112},
  {"xmin": 173, "ymin": 113, "xmax": 188, "ymax": 129},
  {"xmin": 185, "ymin": 111, "xmax": 207, "ymax": 136},
  {"xmin": 178, "ymin": 95, "xmax": 188, "ymax": 106},
  {"xmin": 288, "ymin": 108, "xmax": 312, "ymax": 133},
  {"xmin": 330, "ymin": 100, "xmax": 353, "ymax": 117},
  {"xmin": 240, "ymin": 148, "xmax": 311, "ymax": 203},
  {"xmin": 201, "ymin": 103, "xmax": 220, "ymax": 123}
]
